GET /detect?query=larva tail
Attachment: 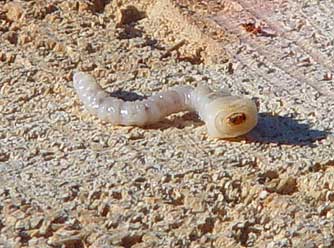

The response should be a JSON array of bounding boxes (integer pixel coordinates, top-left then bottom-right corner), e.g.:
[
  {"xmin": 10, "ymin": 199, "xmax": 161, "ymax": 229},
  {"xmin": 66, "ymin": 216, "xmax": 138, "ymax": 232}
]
[
  {"xmin": 73, "ymin": 71, "xmax": 193, "ymax": 126},
  {"xmin": 73, "ymin": 71, "xmax": 103, "ymax": 95},
  {"xmin": 73, "ymin": 71, "xmax": 110, "ymax": 115}
]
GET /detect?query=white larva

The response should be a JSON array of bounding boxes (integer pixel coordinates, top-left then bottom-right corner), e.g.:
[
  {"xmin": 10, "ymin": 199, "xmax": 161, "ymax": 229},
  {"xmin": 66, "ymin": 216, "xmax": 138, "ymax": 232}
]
[{"xmin": 73, "ymin": 71, "xmax": 258, "ymax": 138}]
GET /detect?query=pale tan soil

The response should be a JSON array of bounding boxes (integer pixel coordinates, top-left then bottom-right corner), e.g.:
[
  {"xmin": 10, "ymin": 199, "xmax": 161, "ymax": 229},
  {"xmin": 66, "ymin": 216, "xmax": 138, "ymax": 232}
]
[{"xmin": 1, "ymin": 1, "xmax": 334, "ymax": 248}]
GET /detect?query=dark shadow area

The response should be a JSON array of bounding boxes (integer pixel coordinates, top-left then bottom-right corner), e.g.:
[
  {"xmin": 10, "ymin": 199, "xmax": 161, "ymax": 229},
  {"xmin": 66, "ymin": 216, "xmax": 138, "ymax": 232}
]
[
  {"xmin": 146, "ymin": 112, "xmax": 330, "ymax": 146},
  {"xmin": 145, "ymin": 112, "xmax": 203, "ymax": 131},
  {"xmin": 245, "ymin": 112, "xmax": 330, "ymax": 146},
  {"xmin": 117, "ymin": 25, "xmax": 144, "ymax": 39},
  {"xmin": 116, "ymin": 24, "xmax": 163, "ymax": 50},
  {"xmin": 110, "ymin": 90, "xmax": 146, "ymax": 101},
  {"xmin": 116, "ymin": 21, "xmax": 163, "ymax": 52}
]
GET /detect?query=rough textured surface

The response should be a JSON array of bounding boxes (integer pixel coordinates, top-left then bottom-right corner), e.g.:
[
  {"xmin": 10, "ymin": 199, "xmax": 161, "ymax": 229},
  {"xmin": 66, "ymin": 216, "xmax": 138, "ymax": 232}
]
[{"xmin": 1, "ymin": 0, "xmax": 334, "ymax": 247}]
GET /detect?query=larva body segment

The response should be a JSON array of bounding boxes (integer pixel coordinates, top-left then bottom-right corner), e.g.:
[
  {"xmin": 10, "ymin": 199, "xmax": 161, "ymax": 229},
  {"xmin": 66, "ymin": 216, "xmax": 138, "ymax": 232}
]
[{"xmin": 73, "ymin": 72, "xmax": 258, "ymax": 138}]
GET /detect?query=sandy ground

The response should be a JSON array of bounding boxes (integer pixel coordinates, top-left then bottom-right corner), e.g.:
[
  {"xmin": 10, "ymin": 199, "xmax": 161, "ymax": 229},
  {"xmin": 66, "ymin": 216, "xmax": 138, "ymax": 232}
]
[{"xmin": 1, "ymin": 0, "xmax": 334, "ymax": 247}]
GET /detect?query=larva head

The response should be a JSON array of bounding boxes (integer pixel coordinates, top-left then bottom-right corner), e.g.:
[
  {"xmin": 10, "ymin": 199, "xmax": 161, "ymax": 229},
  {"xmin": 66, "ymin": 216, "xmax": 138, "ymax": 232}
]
[{"xmin": 203, "ymin": 96, "xmax": 258, "ymax": 138}]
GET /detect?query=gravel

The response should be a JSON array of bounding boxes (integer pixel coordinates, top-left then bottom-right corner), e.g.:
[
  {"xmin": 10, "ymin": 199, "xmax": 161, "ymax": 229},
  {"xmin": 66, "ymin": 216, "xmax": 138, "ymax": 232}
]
[{"xmin": 1, "ymin": 0, "xmax": 334, "ymax": 247}]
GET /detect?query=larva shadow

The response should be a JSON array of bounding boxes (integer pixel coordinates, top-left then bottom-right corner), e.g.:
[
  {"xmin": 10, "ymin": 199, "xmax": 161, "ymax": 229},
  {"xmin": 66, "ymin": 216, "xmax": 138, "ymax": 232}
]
[
  {"xmin": 144, "ymin": 112, "xmax": 204, "ymax": 130},
  {"xmin": 246, "ymin": 113, "xmax": 329, "ymax": 146}
]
